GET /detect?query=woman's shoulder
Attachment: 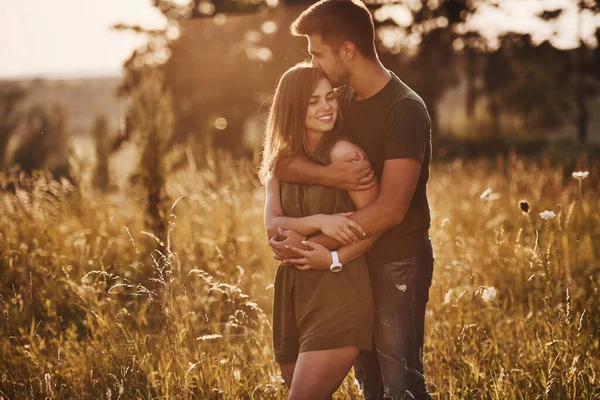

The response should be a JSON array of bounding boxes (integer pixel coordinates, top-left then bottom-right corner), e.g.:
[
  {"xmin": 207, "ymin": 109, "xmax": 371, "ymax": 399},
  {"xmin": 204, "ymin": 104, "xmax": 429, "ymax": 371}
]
[{"xmin": 329, "ymin": 137, "xmax": 368, "ymax": 162}]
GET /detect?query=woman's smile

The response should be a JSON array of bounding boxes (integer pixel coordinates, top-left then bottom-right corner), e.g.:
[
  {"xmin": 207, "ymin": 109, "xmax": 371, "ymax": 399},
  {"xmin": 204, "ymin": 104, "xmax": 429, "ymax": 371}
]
[{"xmin": 305, "ymin": 77, "xmax": 339, "ymax": 135}]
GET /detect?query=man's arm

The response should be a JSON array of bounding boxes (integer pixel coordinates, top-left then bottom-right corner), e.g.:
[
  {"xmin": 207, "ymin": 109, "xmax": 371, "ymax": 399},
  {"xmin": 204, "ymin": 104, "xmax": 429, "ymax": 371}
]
[
  {"xmin": 307, "ymin": 158, "xmax": 421, "ymax": 249},
  {"xmin": 275, "ymin": 160, "xmax": 421, "ymax": 260},
  {"xmin": 264, "ymin": 176, "xmax": 306, "ymax": 262},
  {"xmin": 275, "ymin": 152, "xmax": 375, "ymax": 191}
]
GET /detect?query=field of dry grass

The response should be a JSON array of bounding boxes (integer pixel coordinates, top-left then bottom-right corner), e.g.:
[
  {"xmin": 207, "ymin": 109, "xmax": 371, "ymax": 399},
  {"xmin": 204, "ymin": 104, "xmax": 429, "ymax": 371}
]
[{"xmin": 0, "ymin": 149, "xmax": 599, "ymax": 399}]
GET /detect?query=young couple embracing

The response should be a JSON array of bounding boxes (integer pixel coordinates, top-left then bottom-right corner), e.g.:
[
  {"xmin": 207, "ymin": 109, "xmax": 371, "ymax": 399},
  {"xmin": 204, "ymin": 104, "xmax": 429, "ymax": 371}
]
[{"xmin": 260, "ymin": 0, "xmax": 434, "ymax": 398}]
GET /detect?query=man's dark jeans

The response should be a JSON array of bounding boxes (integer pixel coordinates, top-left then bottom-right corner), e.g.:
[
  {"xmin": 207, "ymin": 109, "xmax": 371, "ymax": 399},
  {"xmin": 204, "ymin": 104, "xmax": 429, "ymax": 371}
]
[{"xmin": 354, "ymin": 240, "xmax": 434, "ymax": 400}]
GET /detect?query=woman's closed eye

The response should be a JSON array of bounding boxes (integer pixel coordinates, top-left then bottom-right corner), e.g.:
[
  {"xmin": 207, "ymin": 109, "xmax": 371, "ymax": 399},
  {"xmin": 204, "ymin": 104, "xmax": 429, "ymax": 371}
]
[{"xmin": 310, "ymin": 95, "xmax": 335, "ymax": 105}]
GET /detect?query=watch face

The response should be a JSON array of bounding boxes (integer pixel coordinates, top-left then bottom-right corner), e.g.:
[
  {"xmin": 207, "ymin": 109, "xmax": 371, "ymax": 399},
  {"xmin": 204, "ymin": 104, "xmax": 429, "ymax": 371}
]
[{"xmin": 330, "ymin": 264, "xmax": 343, "ymax": 273}]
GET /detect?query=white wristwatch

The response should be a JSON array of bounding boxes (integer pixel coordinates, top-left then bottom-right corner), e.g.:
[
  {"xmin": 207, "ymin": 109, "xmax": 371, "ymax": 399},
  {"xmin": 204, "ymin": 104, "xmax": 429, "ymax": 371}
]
[{"xmin": 329, "ymin": 251, "xmax": 343, "ymax": 273}]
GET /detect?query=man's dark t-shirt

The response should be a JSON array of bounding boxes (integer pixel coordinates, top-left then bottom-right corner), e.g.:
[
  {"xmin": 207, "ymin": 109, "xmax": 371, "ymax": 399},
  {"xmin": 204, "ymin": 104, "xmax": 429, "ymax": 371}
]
[{"xmin": 337, "ymin": 71, "xmax": 432, "ymax": 266}]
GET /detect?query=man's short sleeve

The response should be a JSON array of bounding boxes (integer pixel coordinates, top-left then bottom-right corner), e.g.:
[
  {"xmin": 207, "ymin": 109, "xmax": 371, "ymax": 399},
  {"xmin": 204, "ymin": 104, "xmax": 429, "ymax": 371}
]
[{"xmin": 384, "ymin": 99, "xmax": 430, "ymax": 162}]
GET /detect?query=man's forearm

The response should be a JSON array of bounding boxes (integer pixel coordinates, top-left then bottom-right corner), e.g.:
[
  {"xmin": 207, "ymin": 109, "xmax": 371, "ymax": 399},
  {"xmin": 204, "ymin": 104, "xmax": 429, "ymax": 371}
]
[
  {"xmin": 275, "ymin": 155, "xmax": 329, "ymax": 186},
  {"xmin": 338, "ymin": 234, "xmax": 380, "ymax": 265},
  {"xmin": 308, "ymin": 199, "xmax": 400, "ymax": 251},
  {"xmin": 349, "ymin": 198, "xmax": 402, "ymax": 238}
]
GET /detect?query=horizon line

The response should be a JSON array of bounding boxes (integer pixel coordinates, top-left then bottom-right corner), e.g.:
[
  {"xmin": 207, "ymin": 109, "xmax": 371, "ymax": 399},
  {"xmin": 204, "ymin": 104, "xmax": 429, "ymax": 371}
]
[{"xmin": 0, "ymin": 69, "xmax": 123, "ymax": 81}]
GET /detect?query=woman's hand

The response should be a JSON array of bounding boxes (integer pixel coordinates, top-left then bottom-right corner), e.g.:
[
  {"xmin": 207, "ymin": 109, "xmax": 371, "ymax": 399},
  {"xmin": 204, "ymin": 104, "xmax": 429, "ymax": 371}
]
[
  {"xmin": 283, "ymin": 241, "xmax": 332, "ymax": 271},
  {"xmin": 315, "ymin": 213, "xmax": 365, "ymax": 245}
]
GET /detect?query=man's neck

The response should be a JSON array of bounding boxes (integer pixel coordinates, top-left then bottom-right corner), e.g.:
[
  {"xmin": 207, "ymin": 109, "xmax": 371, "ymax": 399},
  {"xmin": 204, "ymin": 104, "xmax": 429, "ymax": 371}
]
[{"xmin": 348, "ymin": 59, "xmax": 392, "ymax": 101}]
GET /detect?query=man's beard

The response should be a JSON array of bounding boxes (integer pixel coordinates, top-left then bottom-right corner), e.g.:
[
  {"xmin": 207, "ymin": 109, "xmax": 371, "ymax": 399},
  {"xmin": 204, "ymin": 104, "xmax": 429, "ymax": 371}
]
[{"xmin": 325, "ymin": 58, "xmax": 351, "ymax": 87}]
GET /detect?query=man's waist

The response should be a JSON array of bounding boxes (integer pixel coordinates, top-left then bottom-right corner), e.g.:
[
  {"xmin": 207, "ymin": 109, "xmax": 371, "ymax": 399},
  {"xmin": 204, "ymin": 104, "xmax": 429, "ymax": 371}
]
[{"xmin": 368, "ymin": 228, "xmax": 430, "ymax": 263}]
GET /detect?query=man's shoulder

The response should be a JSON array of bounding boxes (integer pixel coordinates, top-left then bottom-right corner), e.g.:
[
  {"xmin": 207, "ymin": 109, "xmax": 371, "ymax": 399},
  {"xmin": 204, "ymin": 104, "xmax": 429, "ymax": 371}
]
[
  {"xmin": 385, "ymin": 97, "xmax": 430, "ymax": 128},
  {"xmin": 388, "ymin": 74, "xmax": 427, "ymax": 110}
]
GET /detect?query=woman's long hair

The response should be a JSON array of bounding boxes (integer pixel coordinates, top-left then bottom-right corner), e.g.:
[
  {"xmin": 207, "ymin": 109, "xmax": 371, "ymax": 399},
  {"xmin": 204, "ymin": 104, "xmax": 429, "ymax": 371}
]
[{"xmin": 258, "ymin": 62, "xmax": 342, "ymax": 184}]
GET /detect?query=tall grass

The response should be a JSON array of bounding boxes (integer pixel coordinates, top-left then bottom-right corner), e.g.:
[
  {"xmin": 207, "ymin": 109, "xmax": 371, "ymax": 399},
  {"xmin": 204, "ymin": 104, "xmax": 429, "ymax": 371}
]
[{"xmin": 0, "ymin": 150, "xmax": 598, "ymax": 399}]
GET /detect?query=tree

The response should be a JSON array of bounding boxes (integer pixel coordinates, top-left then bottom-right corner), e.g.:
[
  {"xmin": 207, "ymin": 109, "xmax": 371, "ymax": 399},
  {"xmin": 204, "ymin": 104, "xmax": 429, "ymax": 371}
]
[
  {"xmin": 12, "ymin": 103, "xmax": 72, "ymax": 179},
  {"xmin": 532, "ymin": 1, "xmax": 600, "ymax": 143},
  {"xmin": 572, "ymin": 0, "xmax": 600, "ymax": 143},
  {"xmin": 124, "ymin": 69, "xmax": 175, "ymax": 249},
  {"xmin": 371, "ymin": 0, "xmax": 486, "ymax": 135},
  {"xmin": 0, "ymin": 86, "xmax": 27, "ymax": 168},
  {"xmin": 92, "ymin": 114, "xmax": 111, "ymax": 192},
  {"xmin": 480, "ymin": 34, "xmax": 573, "ymax": 136}
]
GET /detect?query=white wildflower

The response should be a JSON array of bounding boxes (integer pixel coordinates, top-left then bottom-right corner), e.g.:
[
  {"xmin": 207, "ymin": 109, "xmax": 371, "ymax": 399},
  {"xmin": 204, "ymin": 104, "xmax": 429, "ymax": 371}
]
[
  {"xmin": 572, "ymin": 171, "xmax": 589, "ymax": 180},
  {"xmin": 480, "ymin": 286, "xmax": 497, "ymax": 302},
  {"xmin": 539, "ymin": 210, "xmax": 556, "ymax": 220}
]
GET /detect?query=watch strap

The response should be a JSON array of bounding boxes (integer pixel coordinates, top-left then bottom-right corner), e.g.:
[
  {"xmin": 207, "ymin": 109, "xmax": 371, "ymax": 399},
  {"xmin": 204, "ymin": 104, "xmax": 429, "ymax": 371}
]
[{"xmin": 331, "ymin": 251, "xmax": 340, "ymax": 265}]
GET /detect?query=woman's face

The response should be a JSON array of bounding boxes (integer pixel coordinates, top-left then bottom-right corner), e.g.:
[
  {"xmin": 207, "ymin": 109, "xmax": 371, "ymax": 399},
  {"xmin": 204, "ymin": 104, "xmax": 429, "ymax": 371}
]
[{"xmin": 305, "ymin": 77, "xmax": 338, "ymax": 134}]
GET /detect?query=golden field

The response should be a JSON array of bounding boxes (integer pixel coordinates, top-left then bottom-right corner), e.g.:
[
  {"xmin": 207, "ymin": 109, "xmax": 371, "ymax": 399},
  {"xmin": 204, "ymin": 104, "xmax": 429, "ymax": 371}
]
[{"xmin": 0, "ymin": 149, "xmax": 599, "ymax": 399}]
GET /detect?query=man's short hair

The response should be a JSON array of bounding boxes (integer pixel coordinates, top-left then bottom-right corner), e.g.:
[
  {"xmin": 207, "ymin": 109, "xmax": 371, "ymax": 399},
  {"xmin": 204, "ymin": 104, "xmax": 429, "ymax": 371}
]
[{"xmin": 291, "ymin": 0, "xmax": 377, "ymax": 61}]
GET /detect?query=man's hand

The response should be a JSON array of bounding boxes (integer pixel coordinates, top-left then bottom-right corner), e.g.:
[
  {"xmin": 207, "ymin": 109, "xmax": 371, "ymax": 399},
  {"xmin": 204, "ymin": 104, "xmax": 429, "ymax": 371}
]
[
  {"xmin": 269, "ymin": 227, "xmax": 307, "ymax": 262},
  {"xmin": 326, "ymin": 151, "xmax": 375, "ymax": 191},
  {"xmin": 283, "ymin": 241, "xmax": 332, "ymax": 271}
]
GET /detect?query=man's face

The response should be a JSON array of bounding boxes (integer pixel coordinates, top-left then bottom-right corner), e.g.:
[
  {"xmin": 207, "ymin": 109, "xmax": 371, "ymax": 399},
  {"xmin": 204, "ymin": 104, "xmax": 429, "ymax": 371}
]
[{"xmin": 307, "ymin": 34, "xmax": 350, "ymax": 87}]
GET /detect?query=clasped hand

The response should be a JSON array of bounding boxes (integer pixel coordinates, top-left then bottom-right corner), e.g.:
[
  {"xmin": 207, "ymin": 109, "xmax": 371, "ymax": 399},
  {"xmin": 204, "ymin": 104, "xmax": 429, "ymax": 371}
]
[
  {"xmin": 270, "ymin": 213, "xmax": 366, "ymax": 270},
  {"xmin": 269, "ymin": 227, "xmax": 331, "ymax": 270}
]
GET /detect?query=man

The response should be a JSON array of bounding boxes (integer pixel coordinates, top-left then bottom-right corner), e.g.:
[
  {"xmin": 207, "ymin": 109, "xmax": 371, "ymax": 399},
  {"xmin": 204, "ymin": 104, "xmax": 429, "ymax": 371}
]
[{"xmin": 268, "ymin": 0, "xmax": 434, "ymax": 398}]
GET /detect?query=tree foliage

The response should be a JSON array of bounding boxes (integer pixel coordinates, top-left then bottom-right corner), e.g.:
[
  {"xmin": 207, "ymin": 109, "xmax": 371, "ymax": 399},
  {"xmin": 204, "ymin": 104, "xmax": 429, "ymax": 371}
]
[
  {"xmin": 114, "ymin": 0, "xmax": 600, "ymax": 150},
  {"xmin": 92, "ymin": 114, "xmax": 112, "ymax": 192},
  {"xmin": 12, "ymin": 103, "xmax": 72, "ymax": 179},
  {"xmin": 0, "ymin": 85, "xmax": 27, "ymax": 168},
  {"xmin": 123, "ymin": 69, "xmax": 175, "ymax": 248}
]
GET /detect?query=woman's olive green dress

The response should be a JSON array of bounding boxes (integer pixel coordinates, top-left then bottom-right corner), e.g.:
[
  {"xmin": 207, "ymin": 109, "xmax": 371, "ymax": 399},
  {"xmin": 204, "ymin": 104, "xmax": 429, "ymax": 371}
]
[{"xmin": 272, "ymin": 139, "xmax": 374, "ymax": 364}]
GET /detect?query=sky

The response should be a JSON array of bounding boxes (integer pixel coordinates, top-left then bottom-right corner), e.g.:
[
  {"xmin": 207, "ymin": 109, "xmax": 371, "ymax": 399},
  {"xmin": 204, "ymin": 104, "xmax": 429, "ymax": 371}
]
[
  {"xmin": 0, "ymin": 0, "xmax": 167, "ymax": 78},
  {"xmin": 1, "ymin": 0, "xmax": 599, "ymax": 79}
]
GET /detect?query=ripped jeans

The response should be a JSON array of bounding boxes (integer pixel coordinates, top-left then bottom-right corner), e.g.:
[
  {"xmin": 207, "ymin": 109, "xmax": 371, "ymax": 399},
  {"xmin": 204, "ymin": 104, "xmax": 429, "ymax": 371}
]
[{"xmin": 354, "ymin": 240, "xmax": 434, "ymax": 400}]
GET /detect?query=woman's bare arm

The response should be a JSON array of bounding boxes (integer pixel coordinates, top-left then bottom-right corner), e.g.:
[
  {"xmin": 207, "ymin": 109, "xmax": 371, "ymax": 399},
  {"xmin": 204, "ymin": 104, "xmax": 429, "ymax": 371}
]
[
  {"xmin": 264, "ymin": 176, "xmax": 366, "ymax": 245},
  {"xmin": 281, "ymin": 140, "xmax": 381, "ymax": 268},
  {"xmin": 264, "ymin": 176, "xmax": 284, "ymax": 240}
]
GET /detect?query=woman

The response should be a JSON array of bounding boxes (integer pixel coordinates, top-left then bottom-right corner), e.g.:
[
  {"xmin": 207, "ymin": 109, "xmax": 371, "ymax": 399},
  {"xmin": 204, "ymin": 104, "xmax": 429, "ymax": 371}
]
[{"xmin": 260, "ymin": 62, "xmax": 380, "ymax": 399}]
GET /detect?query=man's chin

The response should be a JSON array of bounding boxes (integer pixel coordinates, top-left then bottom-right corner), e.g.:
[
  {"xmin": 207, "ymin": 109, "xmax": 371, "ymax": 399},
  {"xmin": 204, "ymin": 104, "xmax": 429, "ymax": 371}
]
[
  {"xmin": 327, "ymin": 77, "xmax": 344, "ymax": 87},
  {"xmin": 330, "ymin": 74, "xmax": 350, "ymax": 88}
]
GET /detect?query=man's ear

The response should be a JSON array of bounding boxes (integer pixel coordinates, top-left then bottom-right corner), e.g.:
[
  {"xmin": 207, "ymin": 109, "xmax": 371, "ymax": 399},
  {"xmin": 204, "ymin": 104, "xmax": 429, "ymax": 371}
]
[{"xmin": 340, "ymin": 41, "xmax": 356, "ymax": 60}]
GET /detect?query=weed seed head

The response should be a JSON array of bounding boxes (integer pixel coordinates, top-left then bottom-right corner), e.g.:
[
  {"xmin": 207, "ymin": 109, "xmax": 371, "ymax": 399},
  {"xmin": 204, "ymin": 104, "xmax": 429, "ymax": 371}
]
[{"xmin": 519, "ymin": 200, "xmax": 530, "ymax": 214}]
